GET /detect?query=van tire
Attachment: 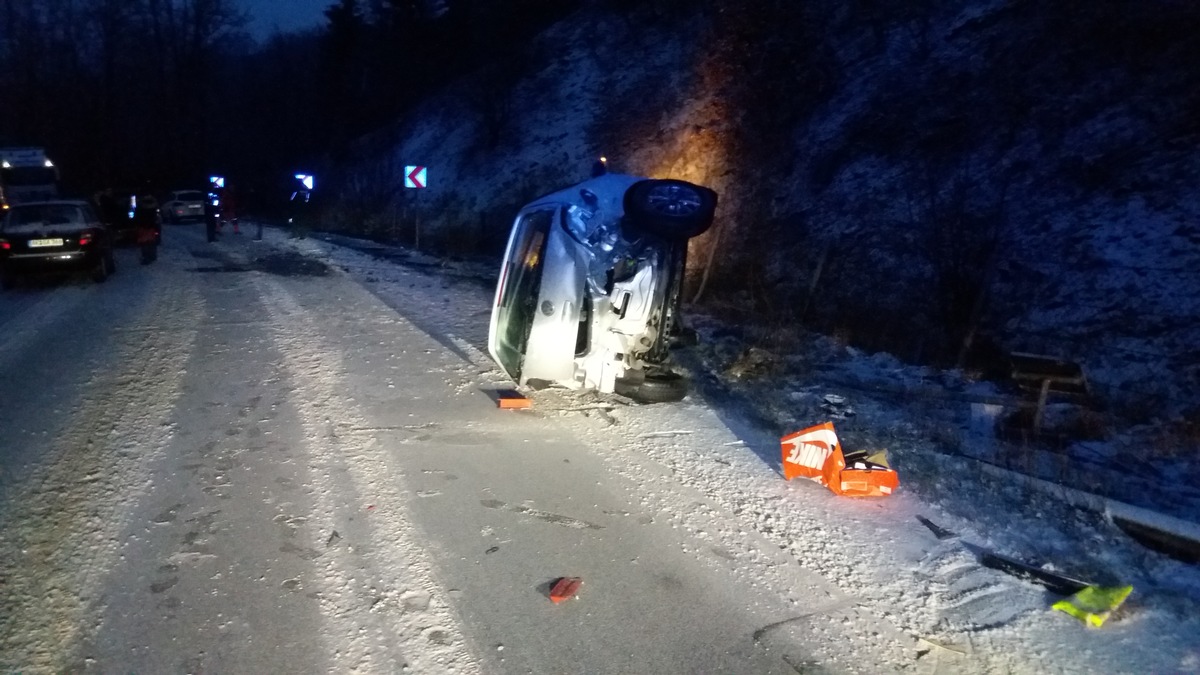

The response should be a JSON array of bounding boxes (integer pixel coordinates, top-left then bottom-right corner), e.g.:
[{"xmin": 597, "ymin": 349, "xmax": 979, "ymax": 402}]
[
  {"xmin": 615, "ymin": 371, "xmax": 689, "ymax": 403},
  {"xmin": 623, "ymin": 179, "xmax": 717, "ymax": 240}
]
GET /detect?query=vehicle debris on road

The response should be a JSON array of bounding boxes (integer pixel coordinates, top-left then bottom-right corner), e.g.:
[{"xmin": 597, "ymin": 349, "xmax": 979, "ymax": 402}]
[
  {"xmin": 780, "ymin": 422, "xmax": 899, "ymax": 497},
  {"xmin": 549, "ymin": 576, "xmax": 583, "ymax": 604},
  {"xmin": 1052, "ymin": 584, "xmax": 1134, "ymax": 628},
  {"xmin": 915, "ymin": 515, "xmax": 1134, "ymax": 627},
  {"xmin": 494, "ymin": 389, "xmax": 532, "ymax": 409},
  {"xmin": 820, "ymin": 393, "xmax": 856, "ymax": 419}
]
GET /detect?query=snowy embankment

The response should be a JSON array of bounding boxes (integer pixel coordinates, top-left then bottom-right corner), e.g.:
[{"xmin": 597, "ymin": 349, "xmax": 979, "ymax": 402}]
[{"xmin": 267, "ymin": 224, "xmax": 1200, "ymax": 675}]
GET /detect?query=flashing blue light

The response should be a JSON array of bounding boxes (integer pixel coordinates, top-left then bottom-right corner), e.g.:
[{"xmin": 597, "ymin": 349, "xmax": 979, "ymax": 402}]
[
  {"xmin": 295, "ymin": 174, "xmax": 315, "ymax": 190},
  {"xmin": 209, "ymin": 176, "xmax": 225, "ymax": 189}
]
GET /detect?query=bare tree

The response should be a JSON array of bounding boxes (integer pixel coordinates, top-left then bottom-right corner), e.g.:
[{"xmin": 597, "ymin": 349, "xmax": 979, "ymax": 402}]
[{"xmin": 903, "ymin": 152, "xmax": 1016, "ymax": 366}]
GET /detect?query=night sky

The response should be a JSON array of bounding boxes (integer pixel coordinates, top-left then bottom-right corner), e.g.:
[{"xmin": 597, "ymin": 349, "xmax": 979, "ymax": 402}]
[{"xmin": 240, "ymin": 0, "xmax": 329, "ymax": 38}]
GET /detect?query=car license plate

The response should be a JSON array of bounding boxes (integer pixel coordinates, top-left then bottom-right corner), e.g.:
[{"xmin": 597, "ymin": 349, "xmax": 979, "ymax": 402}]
[{"xmin": 29, "ymin": 238, "xmax": 64, "ymax": 248}]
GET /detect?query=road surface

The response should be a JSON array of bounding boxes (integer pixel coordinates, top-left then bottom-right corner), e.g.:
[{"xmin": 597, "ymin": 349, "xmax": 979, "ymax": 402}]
[{"xmin": 0, "ymin": 225, "xmax": 915, "ymax": 673}]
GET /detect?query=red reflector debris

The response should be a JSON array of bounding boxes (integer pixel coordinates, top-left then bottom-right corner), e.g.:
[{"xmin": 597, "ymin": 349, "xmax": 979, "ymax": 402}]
[
  {"xmin": 496, "ymin": 390, "xmax": 531, "ymax": 409},
  {"xmin": 549, "ymin": 577, "xmax": 582, "ymax": 604}
]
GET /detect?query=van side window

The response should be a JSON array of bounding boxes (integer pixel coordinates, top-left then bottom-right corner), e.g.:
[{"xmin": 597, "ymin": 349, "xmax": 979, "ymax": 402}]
[{"xmin": 492, "ymin": 208, "xmax": 554, "ymax": 378}]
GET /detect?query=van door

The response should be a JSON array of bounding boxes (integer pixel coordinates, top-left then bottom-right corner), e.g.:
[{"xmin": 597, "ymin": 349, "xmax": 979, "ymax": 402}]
[{"xmin": 487, "ymin": 207, "xmax": 585, "ymax": 385}]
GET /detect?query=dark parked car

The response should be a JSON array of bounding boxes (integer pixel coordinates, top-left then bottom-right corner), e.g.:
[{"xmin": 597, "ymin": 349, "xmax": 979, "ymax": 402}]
[
  {"xmin": 488, "ymin": 173, "xmax": 717, "ymax": 402},
  {"xmin": 0, "ymin": 200, "xmax": 117, "ymax": 287}
]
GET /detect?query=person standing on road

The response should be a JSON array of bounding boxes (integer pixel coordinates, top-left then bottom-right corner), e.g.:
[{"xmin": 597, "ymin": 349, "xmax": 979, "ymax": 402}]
[
  {"xmin": 288, "ymin": 193, "xmax": 310, "ymax": 238},
  {"xmin": 222, "ymin": 184, "xmax": 240, "ymax": 235},
  {"xmin": 94, "ymin": 188, "xmax": 122, "ymax": 229},
  {"xmin": 134, "ymin": 194, "xmax": 160, "ymax": 264},
  {"xmin": 204, "ymin": 194, "xmax": 219, "ymax": 242}
]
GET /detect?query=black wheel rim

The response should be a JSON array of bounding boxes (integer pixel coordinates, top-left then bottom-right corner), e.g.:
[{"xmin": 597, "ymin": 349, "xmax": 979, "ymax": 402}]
[{"xmin": 645, "ymin": 184, "xmax": 702, "ymax": 217}]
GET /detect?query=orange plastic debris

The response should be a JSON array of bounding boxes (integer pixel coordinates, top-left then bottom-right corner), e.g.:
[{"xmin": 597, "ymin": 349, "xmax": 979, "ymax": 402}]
[
  {"xmin": 781, "ymin": 422, "xmax": 899, "ymax": 497},
  {"xmin": 549, "ymin": 577, "xmax": 582, "ymax": 603},
  {"xmin": 496, "ymin": 390, "xmax": 532, "ymax": 409},
  {"xmin": 780, "ymin": 422, "xmax": 841, "ymax": 484}
]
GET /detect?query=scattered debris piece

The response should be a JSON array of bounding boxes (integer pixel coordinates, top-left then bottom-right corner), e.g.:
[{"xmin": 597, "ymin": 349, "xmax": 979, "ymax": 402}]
[
  {"xmin": 780, "ymin": 422, "xmax": 899, "ymax": 497},
  {"xmin": 485, "ymin": 546, "xmax": 500, "ymax": 555},
  {"xmin": 913, "ymin": 516, "xmax": 1125, "ymax": 614},
  {"xmin": 917, "ymin": 636, "xmax": 970, "ymax": 656},
  {"xmin": 821, "ymin": 394, "xmax": 856, "ymax": 419},
  {"xmin": 555, "ymin": 404, "xmax": 620, "ymax": 413},
  {"xmin": 637, "ymin": 430, "xmax": 693, "ymax": 439},
  {"xmin": 1052, "ymin": 585, "xmax": 1134, "ymax": 627},
  {"xmin": 978, "ymin": 550, "xmax": 1091, "ymax": 596},
  {"xmin": 326, "ymin": 530, "xmax": 341, "ymax": 547},
  {"xmin": 916, "ymin": 516, "xmax": 958, "ymax": 541},
  {"xmin": 496, "ymin": 390, "xmax": 532, "ymax": 409},
  {"xmin": 549, "ymin": 577, "xmax": 582, "ymax": 604},
  {"xmin": 916, "ymin": 514, "xmax": 1113, "ymax": 598}
]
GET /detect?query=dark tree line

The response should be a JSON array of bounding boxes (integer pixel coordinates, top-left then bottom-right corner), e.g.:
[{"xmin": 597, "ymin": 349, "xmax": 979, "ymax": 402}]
[
  {"xmin": 0, "ymin": 0, "xmax": 248, "ymax": 191},
  {"xmin": 0, "ymin": 0, "xmax": 577, "ymax": 206}
]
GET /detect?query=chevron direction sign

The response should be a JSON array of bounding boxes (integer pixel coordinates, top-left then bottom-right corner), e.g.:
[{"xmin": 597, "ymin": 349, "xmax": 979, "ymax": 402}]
[{"xmin": 404, "ymin": 166, "xmax": 427, "ymax": 189}]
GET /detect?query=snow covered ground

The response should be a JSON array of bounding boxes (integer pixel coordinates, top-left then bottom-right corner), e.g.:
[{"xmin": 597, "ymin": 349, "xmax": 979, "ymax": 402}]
[
  {"xmin": 272, "ymin": 223, "xmax": 1200, "ymax": 674},
  {"xmin": 1, "ymin": 224, "xmax": 1195, "ymax": 673}
]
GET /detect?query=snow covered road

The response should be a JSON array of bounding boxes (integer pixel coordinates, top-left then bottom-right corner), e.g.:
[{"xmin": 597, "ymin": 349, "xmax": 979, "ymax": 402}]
[
  {"xmin": 1, "ymin": 223, "xmax": 1196, "ymax": 674},
  {"xmin": 0, "ymin": 226, "xmax": 897, "ymax": 673}
]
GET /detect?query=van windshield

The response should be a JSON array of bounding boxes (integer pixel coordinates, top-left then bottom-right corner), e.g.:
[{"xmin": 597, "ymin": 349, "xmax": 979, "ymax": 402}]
[{"xmin": 491, "ymin": 209, "xmax": 553, "ymax": 379}]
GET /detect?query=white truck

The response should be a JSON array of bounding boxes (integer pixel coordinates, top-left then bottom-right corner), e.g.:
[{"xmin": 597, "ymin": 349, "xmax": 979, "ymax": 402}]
[{"xmin": 0, "ymin": 148, "xmax": 60, "ymax": 209}]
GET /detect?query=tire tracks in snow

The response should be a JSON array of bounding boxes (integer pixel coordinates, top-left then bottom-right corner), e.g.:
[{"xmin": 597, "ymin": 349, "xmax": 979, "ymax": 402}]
[
  {"xmin": 0, "ymin": 277, "xmax": 200, "ymax": 672},
  {"xmin": 254, "ymin": 274, "xmax": 480, "ymax": 674},
  {"xmin": 0, "ymin": 288, "xmax": 90, "ymax": 362}
]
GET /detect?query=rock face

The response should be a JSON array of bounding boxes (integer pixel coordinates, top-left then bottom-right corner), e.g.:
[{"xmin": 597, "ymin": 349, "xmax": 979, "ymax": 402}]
[{"xmin": 336, "ymin": 0, "xmax": 1200, "ymax": 419}]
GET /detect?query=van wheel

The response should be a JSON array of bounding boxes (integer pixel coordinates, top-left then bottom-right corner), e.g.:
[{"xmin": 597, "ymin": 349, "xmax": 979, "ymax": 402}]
[
  {"xmin": 615, "ymin": 371, "xmax": 689, "ymax": 403},
  {"xmin": 623, "ymin": 179, "xmax": 717, "ymax": 240}
]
